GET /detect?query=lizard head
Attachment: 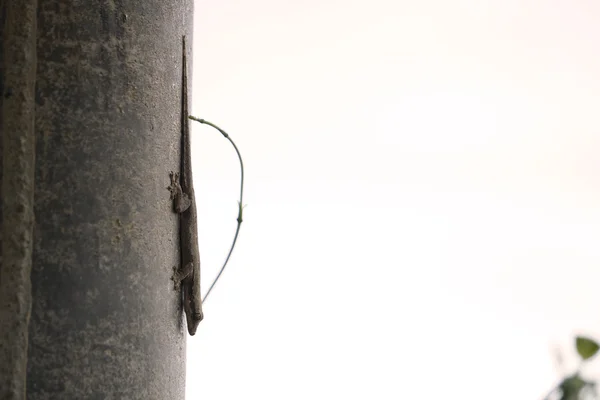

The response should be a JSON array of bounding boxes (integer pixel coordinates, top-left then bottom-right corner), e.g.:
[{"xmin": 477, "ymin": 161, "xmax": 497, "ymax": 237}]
[{"xmin": 186, "ymin": 311, "xmax": 203, "ymax": 336}]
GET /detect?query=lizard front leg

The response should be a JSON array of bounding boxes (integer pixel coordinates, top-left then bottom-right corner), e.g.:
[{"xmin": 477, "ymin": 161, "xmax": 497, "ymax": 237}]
[{"xmin": 171, "ymin": 263, "xmax": 193, "ymax": 290}]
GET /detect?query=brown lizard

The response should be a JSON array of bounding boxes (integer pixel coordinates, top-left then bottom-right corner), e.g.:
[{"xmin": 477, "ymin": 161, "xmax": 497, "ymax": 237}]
[{"xmin": 168, "ymin": 35, "xmax": 203, "ymax": 335}]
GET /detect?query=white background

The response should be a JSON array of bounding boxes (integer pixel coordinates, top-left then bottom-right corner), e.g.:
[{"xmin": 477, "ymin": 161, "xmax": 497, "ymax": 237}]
[{"xmin": 187, "ymin": 1, "xmax": 600, "ymax": 398}]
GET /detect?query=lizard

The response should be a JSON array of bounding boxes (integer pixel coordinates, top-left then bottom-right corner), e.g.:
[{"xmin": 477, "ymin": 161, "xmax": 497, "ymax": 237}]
[{"xmin": 168, "ymin": 35, "xmax": 203, "ymax": 336}]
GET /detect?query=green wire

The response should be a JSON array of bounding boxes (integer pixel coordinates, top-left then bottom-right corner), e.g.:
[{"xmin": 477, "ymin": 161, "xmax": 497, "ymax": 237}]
[{"xmin": 188, "ymin": 116, "xmax": 245, "ymax": 303}]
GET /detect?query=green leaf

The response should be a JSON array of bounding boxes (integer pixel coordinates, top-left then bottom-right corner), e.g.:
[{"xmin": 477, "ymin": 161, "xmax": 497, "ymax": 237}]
[
  {"xmin": 559, "ymin": 374, "xmax": 588, "ymax": 400},
  {"xmin": 576, "ymin": 336, "xmax": 600, "ymax": 360}
]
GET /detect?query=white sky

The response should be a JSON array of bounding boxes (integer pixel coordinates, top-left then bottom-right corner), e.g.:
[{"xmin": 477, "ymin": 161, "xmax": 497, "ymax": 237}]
[{"xmin": 187, "ymin": 1, "xmax": 600, "ymax": 398}]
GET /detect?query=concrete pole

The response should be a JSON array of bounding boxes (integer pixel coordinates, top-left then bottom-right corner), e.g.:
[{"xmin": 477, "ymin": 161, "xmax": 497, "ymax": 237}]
[{"xmin": 2, "ymin": 0, "xmax": 195, "ymax": 398}]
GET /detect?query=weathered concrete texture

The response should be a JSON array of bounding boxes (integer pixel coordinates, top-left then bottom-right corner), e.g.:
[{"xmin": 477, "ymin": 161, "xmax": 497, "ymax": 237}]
[
  {"xmin": 1, "ymin": 0, "xmax": 38, "ymax": 399},
  {"xmin": 27, "ymin": 1, "xmax": 193, "ymax": 398}
]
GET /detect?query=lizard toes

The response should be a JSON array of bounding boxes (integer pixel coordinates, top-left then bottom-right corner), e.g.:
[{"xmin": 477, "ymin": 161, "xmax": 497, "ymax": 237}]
[{"xmin": 171, "ymin": 267, "xmax": 181, "ymax": 289}]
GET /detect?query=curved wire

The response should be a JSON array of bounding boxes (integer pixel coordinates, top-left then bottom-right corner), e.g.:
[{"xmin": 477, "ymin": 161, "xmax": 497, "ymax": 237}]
[{"xmin": 188, "ymin": 116, "xmax": 244, "ymax": 303}]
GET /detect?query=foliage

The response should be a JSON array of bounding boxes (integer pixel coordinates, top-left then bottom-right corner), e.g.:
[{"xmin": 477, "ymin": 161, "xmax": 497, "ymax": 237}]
[
  {"xmin": 577, "ymin": 338, "xmax": 600, "ymax": 361},
  {"xmin": 544, "ymin": 336, "xmax": 599, "ymax": 400}
]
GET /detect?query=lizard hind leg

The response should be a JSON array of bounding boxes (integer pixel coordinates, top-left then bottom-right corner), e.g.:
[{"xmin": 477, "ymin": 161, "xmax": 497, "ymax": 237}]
[
  {"xmin": 173, "ymin": 193, "xmax": 192, "ymax": 214},
  {"xmin": 168, "ymin": 171, "xmax": 182, "ymax": 200},
  {"xmin": 168, "ymin": 171, "xmax": 192, "ymax": 213}
]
